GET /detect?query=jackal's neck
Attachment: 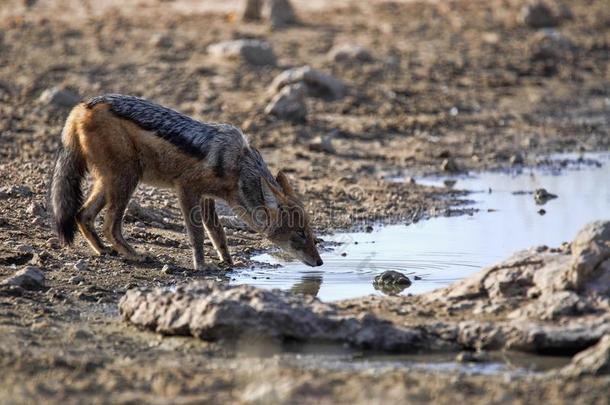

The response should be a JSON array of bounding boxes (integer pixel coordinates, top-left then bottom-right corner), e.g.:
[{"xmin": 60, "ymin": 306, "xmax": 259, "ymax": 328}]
[{"xmin": 228, "ymin": 147, "xmax": 278, "ymax": 232}]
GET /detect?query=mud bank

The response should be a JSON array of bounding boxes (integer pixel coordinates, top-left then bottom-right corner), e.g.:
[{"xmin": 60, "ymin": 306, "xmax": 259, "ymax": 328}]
[{"xmin": 121, "ymin": 221, "xmax": 610, "ymax": 377}]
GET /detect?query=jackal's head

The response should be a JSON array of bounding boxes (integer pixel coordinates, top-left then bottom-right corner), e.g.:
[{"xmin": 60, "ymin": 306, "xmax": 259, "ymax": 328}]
[{"xmin": 256, "ymin": 171, "xmax": 323, "ymax": 267}]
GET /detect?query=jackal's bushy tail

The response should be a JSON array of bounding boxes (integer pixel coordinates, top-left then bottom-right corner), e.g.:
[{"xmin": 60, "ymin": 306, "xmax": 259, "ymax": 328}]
[{"xmin": 51, "ymin": 115, "xmax": 86, "ymax": 245}]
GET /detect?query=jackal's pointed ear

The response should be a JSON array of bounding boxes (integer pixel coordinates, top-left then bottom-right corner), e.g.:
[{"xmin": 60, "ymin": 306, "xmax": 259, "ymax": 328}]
[
  {"xmin": 261, "ymin": 176, "xmax": 280, "ymax": 209},
  {"xmin": 276, "ymin": 170, "xmax": 295, "ymax": 197}
]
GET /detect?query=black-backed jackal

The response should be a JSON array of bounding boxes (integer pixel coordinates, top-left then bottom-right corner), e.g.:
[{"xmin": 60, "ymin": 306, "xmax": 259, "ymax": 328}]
[{"xmin": 50, "ymin": 94, "xmax": 323, "ymax": 269}]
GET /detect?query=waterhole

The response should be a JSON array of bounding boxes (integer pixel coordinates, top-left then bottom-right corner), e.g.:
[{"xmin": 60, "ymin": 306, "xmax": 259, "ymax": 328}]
[{"xmin": 231, "ymin": 153, "xmax": 610, "ymax": 301}]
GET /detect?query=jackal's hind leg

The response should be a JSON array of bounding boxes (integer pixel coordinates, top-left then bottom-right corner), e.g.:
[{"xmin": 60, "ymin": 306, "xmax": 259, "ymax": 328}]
[
  {"xmin": 103, "ymin": 178, "xmax": 146, "ymax": 262},
  {"xmin": 201, "ymin": 198, "xmax": 232, "ymax": 265},
  {"xmin": 76, "ymin": 181, "xmax": 110, "ymax": 255}
]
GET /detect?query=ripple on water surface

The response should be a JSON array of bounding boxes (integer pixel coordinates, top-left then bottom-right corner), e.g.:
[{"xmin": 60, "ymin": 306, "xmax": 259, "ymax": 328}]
[{"xmin": 231, "ymin": 153, "xmax": 610, "ymax": 301}]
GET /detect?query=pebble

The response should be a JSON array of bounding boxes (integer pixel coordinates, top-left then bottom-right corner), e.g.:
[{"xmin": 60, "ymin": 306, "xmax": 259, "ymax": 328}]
[
  {"xmin": 73, "ymin": 259, "xmax": 88, "ymax": 271},
  {"xmin": 38, "ymin": 86, "xmax": 80, "ymax": 108}
]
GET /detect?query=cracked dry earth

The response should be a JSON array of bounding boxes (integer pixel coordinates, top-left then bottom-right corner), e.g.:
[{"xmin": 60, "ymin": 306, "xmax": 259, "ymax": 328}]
[{"xmin": 1, "ymin": 0, "xmax": 610, "ymax": 403}]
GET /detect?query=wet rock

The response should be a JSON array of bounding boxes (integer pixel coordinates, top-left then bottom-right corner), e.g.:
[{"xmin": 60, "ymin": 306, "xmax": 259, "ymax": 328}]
[
  {"xmin": 521, "ymin": 1, "xmax": 559, "ymax": 28},
  {"xmin": 119, "ymin": 281, "xmax": 425, "ymax": 352},
  {"xmin": 38, "ymin": 86, "xmax": 80, "ymax": 108},
  {"xmin": 264, "ymin": 83, "xmax": 307, "ymax": 121},
  {"xmin": 534, "ymin": 188, "xmax": 557, "ymax": 204},
  {"xmin": 374, "ymin": 271, "xmax": 411, "ymax": 295},
  {"xmin": 1, "ymin": 266, "xmax": 44, "ymax": 290},
  {"xmin": 561, "ymin": 335, "xmax": 610, "ymax": 376},
  {"xmin": 207, "ymin": 40, "xmax": 277, "ymax": 66},
  {"xmin": 269, "ymin": 66, "xmax": 346, "ymax": 100},
  {"xmin": 265, "ymin": 0, "xmax": 297, "ymax": 29},
  {"xmin": 328, "ymin": 43, "xmax": 374, "ymax": 63}
]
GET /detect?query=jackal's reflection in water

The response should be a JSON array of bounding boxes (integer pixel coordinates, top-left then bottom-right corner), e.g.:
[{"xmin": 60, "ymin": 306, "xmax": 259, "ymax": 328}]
[{"xmin": 290, "ymin": 273, "xmax": 323, "ymax": 297}]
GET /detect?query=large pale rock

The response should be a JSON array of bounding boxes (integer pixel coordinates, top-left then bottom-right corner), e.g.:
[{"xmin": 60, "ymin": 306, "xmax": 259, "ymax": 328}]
[
  {"xmin": 563, "ymin": 221, "xmax": 610, "ymax": 292},
  {"xmin": 207, "ymin": 40, "xmax": 277, "ymax": 66},
  {"xmin": 561, "ymin": 335, "xmax": 610, "ymax": 376},
  {"xmin": 264, "ymin": 83, "xmax": 307, "ymax": 121},
  {"xmin": 269, "ymin": 66, "xmax": 346, "ymax": 100},
  {"xmin": 120, "ymin": 281, "xmax": 424, "ymax": 352}
]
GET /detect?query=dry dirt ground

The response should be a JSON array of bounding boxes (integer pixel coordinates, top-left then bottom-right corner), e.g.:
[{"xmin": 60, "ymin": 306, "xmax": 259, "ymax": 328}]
[{"xmin": 0, "ymin": 0, "xmax": 609, "ymax": 403}]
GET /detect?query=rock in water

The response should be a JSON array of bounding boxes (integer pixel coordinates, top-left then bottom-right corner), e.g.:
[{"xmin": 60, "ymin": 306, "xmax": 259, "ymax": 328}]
[
  {"xmin": 374, "ymin": 271, "xmax": 412, "ymax": 286},
  {"xmin": 1, "ymin": 266, "xmax": 45, "ymax": 290},
  {"xmin": 521, "ymin": 1, "xmax": 559, "ymax": 28},
  {"xmin": 534, "ymin": 188, "xmax": 558, "ymax": 204},
  {"xmin": 38, "ymin": 87, "xmax": 80, "ymax": 108},
  {"xmin": 374, "ymin": 271, "xmax": 412, "ymax": 295},
  {"xmin": 561, "ymin": 335, "xmax": 610, "ymax": 376},
  {"xmin": 264, "ymin": 83, "xmax": 307, "ymax": 121},
  {"xmin": 269, "ymin": 66, "xmax": 346, "ymax": 100},
  {"xmin": 207, "ymin": 40, "xmax": 277, "ymax": 66}
]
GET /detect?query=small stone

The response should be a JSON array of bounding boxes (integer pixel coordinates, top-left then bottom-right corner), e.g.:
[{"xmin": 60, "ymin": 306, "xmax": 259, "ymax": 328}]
[
  {"xmin": 16, "ymin": 244, "xmax": 34, "ymax": 253},
  {"xmin": 509, "ymin": 153, "xmax": 524, "ymax": 166},
  {"xmin": 69, "ymin": 275, "xmax": 84, "ymax": 284},
  {"xmin": 328, "ymin": 43, "xmax": 374, "ymax": 63},
  {"xmin": 538, "ymin": 208, "xmax": 546, "ymax": 215},
  {"xmin": 150, "ymin": 33, "xmax": 173, "ymax": 49},
  {"xmin": 521, "ymin": 1, "xmax": 559, "ymax": 28},
  {"xmin": 26, "ymin": 202, "xmax": 45, "ymax": 217},
  {"xmin": 264, "ymin": 83, "xmax": 307, "ymax": 121},
  {"xmin": 0, "ymin": 185, "xmax": 32, "ymax": 198},
  {"xmin": 308, "ymin": 135, "xmax": 335, "ymax": 154},
  {"xmin": 441, "ymin": 158, "xmax": 460, "ymax": 173},
  {"xmin": 1, "ymin": 266, "xmax": 45, "ymax": 290},
  {"xmin": 269, "ymin": 66, "xmax": 346, "ymax": 100},
  {"xmin": 46, "ymin": 237, "xmax": 60, "ymax": 249},
  {"xmin": 38, "ymin": 86, "xmax": 80, "ymax": 108},
  {"xmin": 374, "ymin": 270, "xmax": 412, "ymax": 286},
  {"xmin": 456, "ymin": 350, "xmax": 490, "ymax": 363},
  {"xmin": 530, "ymin": 29, "xmax": 576, "ymax": 61},
  {"xmin": 73, "ymin": 259, "xmax": 88, "ymax": 272},
  {"xmin": 207, "ymin": 40, "xmax": 276, "ymax": 66}
]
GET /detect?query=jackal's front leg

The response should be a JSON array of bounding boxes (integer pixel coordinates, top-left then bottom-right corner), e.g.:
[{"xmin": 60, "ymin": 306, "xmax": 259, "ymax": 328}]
[
  {"xmin": 177, "ymin": 188, "xmax": 212, "ymax": 271},
  {"xmin": 201, "ymin": 198, "xmax": 232, "ymax": 265}
]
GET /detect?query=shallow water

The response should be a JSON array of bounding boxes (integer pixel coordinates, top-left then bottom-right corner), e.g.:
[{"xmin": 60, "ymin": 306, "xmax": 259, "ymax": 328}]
[{"xmin": 232, "ymin": 153, "xmax": 610, "ymax": 301}]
